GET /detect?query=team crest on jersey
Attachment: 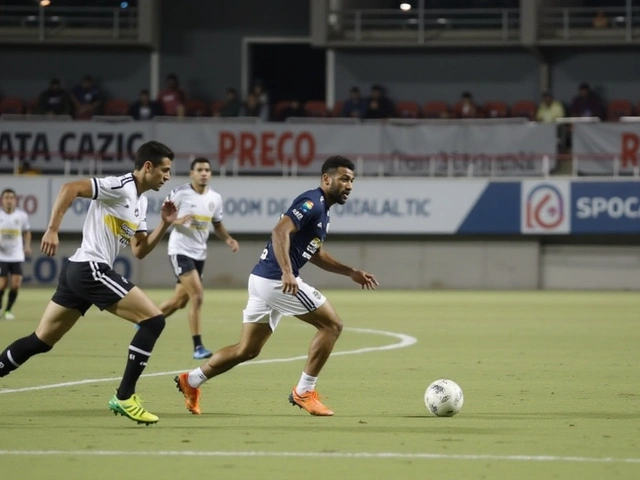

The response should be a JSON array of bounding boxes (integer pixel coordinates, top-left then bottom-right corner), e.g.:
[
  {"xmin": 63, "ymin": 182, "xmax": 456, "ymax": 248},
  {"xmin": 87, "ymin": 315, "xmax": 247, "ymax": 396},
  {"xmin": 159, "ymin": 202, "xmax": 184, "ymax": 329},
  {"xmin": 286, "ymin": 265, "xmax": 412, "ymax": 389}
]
[
  {"xmin": 134, "ymin": 207, "xmax": 139, "ymax": 217},
  {"xmin": 301, "ymin": 201, "xmax": 314, "ymax": 212}
]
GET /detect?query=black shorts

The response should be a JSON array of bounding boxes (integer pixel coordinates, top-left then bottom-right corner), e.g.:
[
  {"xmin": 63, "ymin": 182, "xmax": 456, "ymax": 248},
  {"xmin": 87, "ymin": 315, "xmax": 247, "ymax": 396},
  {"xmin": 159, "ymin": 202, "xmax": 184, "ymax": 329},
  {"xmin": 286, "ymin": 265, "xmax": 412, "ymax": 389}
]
[
  {"xmin": 169, "ymin": 254, "xmax": 205, "ymax": 281},
  {"xmin": 51, "ymin": 260, "xmax": 135, "ymax": 316},
  {"xmin": 0, "ymin": 262, "xmax": 22, "ymax": 278}
]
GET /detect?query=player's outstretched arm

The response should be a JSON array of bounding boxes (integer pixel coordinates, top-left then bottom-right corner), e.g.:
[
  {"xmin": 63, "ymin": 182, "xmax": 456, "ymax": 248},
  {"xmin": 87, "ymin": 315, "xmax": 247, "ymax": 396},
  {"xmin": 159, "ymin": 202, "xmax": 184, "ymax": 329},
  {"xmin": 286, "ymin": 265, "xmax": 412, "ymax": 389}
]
[
  {"xmin": 41, "ymin": 179, "xmax": 94, "ymax": 257},
  {"xmin": 213, "ymin": 221, "xmax": 239, "ymax": 252},
  {"xmin": 310, "ymin": 248, "xmax": 379, "ymax": 290},
  {"xmin": 130, "ymin": 200, "xmax": 178, "ymax": 259}
]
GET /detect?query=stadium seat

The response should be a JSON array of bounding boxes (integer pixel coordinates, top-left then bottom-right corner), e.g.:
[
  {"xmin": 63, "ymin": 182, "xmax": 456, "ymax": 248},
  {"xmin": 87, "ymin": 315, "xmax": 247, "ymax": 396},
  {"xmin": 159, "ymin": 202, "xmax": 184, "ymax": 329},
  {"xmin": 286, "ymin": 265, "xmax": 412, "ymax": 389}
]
[
  {"xmin": 273, "ymin": 100, "xmax": 290, "ymax": 121},
  {"xmin": 304, "ymin": 101, "xmax": 329, "ymax": 117},
  {"xmin": 511, "ymin": 100, "xmax": 537, "ymax": 120},
  {"xmin": 185, "ymin": 99, "xmax": 209, "ymax": 117},
  {"xmin": 607, "ymin": 99, "xmax": 633, "ymax": 121},
  {"xmin": 26, "ymin": 98, "xmax": 39, "ymax": 114},
  {"xmin": 482, "ymin": 100, "xmax": 509, "ymax": 118},
  {"xmin": 394, "ymin": 101, "xmax": 420, "ymax": 118},
  {"xmin": 103, "ymin": 99, "xmax": 130, "ymax": 116},
  {"xmin": 0, "ymin": 97, "xmax": 25, "ymax": 114},
  {"xmin": 422, "ymin": 101, "xmax": 450, "ymax": 118},
  {"xmin": 332, "ymin": 101, "xmax": 344, "ymax": 117},
  {"xmin": 211, "ymin": 100, "xmax": 224, "ymax": 116}
]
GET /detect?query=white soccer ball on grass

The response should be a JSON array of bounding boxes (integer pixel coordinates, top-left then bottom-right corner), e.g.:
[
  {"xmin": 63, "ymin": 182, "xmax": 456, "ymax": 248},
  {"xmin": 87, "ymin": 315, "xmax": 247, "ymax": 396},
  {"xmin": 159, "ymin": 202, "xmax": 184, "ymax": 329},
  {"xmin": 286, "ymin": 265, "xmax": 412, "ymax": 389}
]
[{"xmin": 424, "ymin": 379, "xmax": 464, "ymax": 417}]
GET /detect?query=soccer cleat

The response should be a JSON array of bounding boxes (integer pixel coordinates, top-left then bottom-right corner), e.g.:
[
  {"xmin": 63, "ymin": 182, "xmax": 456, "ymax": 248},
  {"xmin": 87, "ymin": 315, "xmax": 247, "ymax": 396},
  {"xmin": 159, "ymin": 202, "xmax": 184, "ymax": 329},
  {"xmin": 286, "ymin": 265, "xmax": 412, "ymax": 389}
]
[
  {"xmin": 174, "ymin": 373, "xmax": 202, "ymax": 415},
  {"xmin": 289, "ymin": 387, "xmax": 334, "ymax": 416},
  {"xmin": 4, "ymin": 311, "xmax": 15, "ymax": 321},
  {"xmin": 108, "ymin": 393, "xmax": 158, "ymax": 425},
  {"xmin": 193, "ymin": 345, "xmax": 213, "ymax": 360}
]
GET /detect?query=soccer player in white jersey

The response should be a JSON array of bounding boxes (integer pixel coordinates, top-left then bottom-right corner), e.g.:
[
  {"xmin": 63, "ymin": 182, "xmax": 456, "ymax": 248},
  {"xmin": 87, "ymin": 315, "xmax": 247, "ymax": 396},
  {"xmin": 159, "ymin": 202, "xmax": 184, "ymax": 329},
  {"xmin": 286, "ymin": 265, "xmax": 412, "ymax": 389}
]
[
  {"xmin": 0, "ymin": 189, "xmax": 32, "ymax": 320},
  {"xmin": 0, "ymin": 141, "xmax": 178, "ymax": 425},
  {"xmin": 159, "ymin": 157, "xmax": 239, "ymax": 360},
  {"xmin": 175, "ymin": 156, "xmax": 378, "ymax": 417}
]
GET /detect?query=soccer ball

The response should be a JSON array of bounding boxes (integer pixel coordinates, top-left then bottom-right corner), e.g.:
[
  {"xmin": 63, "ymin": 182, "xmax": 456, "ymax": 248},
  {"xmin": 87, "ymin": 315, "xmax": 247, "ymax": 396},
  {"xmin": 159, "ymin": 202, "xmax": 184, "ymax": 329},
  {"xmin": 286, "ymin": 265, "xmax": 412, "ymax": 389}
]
[{"xmin": 424, "ymin": 379, "xmax": 464, "ymax": 417}]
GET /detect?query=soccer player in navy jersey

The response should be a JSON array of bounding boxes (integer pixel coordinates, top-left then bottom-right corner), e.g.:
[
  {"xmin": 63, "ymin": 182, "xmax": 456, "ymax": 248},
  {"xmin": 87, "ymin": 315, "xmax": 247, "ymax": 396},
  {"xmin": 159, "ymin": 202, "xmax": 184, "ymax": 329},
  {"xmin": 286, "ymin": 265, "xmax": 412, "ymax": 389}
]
[{"xmin": 175, "ymin": 155, "xmax": 378, "ymax": 416}]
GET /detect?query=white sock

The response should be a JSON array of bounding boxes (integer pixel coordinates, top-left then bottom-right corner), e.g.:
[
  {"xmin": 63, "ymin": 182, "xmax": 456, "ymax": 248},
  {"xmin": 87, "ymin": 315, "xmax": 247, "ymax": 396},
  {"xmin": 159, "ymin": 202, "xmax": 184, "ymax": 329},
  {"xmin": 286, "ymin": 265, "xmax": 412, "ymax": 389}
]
[
  {"xmin": 296, "ymin": 371, "xmax": 317, "ymax": 394},
  {"xmin": 187, "ymin": 367, "xmax": 208, "ymax": 388}
]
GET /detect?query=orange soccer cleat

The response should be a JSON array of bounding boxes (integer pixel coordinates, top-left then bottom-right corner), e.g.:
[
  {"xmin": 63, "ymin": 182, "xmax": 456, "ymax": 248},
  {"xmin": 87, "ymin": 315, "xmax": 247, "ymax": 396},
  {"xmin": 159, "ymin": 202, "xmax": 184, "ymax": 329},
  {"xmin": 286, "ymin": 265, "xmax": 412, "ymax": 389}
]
[
  {"xmin": 174, "ymin": 373, "xmax": 202, "ymax": 415},
  {"xmin": 288, "ymin": 387, "xmax": 334, "ymax": 416}
]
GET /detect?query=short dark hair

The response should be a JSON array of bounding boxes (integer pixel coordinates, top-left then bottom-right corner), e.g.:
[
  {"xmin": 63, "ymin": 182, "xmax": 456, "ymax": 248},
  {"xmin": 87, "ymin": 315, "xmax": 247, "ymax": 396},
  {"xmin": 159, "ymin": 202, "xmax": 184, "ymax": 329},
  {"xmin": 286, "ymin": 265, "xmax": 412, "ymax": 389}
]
[
  {"xmin": 134, "ymin": 141, "xmax": 174, "ymax": 170},
  {"xmin": 321, "ymin": 156, "xmax": 355, "ymax": 175},
  {"xmin": 1, "ymin": 188, "xmax": 16, "ymax": 197},
  {"xmin": 190, "ymin": 157, "xmax": 211, "ymax": 170}
]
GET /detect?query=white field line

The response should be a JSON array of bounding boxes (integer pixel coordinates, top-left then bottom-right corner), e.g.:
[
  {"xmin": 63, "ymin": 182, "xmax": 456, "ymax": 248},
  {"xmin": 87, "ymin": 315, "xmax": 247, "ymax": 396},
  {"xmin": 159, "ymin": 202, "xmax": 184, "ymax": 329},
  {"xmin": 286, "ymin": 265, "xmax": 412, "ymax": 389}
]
[
  {"xmin": 0, "ymin": 450, "xmax": 639, "ymax": 464},
  {"xmin": 0, "ymin": 327, "xmax": 417, "ymax": 395}
]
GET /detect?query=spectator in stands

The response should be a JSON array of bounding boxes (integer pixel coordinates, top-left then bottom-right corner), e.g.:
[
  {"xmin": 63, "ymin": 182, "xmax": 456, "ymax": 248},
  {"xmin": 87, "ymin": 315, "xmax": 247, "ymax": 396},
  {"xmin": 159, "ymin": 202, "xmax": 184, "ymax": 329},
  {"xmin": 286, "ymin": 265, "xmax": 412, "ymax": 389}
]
[
  {"xmin": 242, "ymin": 93, "xmax": 262, "ymax": 118},
  {"xmin": 536, "ymin": 90, "xmax": 565, "ymax": 123},
  {"xmin": 157, "ymin": 73, "xmax": 186, "ymax": 117},
  {"xmin": 592, "ymin": 10, "xmax": 609, "ymax": 28},
  {"xmin": 129, "ymin": 89, "xmax": 163, "ymax": 120},
  {"xmin": 279, "ymin": 98, "xmax": 306, "ymax": 122},
  {"xmin": 341, "ymin": 86, "xmax": 367, "ymax": 118},
  {"xmin": 364, "ymin": 84, "xmax": 393, "ymax": 119},
  {"xmin": 71, "ymin": 74, "xmax": 102, "ymax": 119},
  {"xmin": 37, "ymin": 78, "xmax": 72, "ymax": 116},
  {"xmin": 218, "ymin": 88, "xmax": 242, "ymax": 117},
  {"xmin": 458, "ymin": 91, "xmax": 480, "ymax": 118},
  {"xmin": 570, "ymin": 82, "xmax": 605, "ymax": 119},
  {"xmin": 250, "ymin": 81, "xmax": 270, "ymax": 121}
]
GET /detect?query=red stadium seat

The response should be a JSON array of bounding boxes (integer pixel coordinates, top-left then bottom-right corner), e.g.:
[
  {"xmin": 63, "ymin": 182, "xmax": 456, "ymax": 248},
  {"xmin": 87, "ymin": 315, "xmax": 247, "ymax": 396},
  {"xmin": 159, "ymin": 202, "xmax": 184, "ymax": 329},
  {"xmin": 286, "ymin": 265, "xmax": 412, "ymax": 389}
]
[
  {"xmin": 607, "ymin": 99, "xmax": 633, "ymax": 121},
  {"xmin": 26, "ymin": 98, "xmax": 39, "ymax": 114},
  {"xmin": 304, "ymin": 101, "xmax": 329, "ymax": 117},
  {"xmin": 103, "ymin": 99, "xmax": 130, "ymax": 116},
  {"xmin": 511, "ymin": 100, "xmax": 537, "ymax": 120},
  {"xmin": 211, "ymin": 100, "xmax": 224, "ymax": 116},
  {"xmin": 394, "ymin": 101, "xmax": 420, "ymax": 118},
  {"xmin": 185, "ymin": 99, "xmax": 209, "ymax": 117},
  {"xmin": 331, "ymin": 101, "xmax": 344, "ymax": 117},
  {"xmin": 273, "ymin": 100, "xmax": 290, "ymax": 121},
  {"xmin": 422, "ymin": 101, "xmax": 450, "ymax": 118},
  {"xmin": 0, "ymin": 97, "xmax": 25, "ymax": 114},
  {"xmin": 482, "ymin": 100, "xmax": 509, "ymax": 118}
]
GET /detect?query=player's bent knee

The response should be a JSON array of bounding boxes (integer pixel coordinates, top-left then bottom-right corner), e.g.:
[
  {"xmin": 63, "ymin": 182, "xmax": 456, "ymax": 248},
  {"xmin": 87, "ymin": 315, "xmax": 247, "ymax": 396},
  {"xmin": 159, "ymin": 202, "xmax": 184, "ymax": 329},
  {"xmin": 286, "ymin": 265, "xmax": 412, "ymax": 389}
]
[
  {"xmin": 237, "ymin": 343, "xmax": 262, "ymax": 361},
  {"xmin": 139, "ymin": 314, "xmax": 166, "ymax": 336}
]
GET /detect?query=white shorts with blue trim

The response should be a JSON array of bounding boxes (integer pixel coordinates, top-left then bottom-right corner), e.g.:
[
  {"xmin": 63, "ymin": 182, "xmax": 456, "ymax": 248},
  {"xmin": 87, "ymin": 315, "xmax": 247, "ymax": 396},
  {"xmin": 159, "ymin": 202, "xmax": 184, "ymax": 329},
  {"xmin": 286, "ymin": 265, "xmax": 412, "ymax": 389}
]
[{"xmin": 242, "ymin": 274, "xmax": 327, "ymax": 331}]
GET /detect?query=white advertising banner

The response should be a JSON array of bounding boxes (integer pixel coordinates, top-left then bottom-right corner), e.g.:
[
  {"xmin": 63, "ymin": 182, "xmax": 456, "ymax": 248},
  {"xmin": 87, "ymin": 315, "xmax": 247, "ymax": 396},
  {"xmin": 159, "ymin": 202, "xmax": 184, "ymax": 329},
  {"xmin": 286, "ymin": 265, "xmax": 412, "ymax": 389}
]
[
  {"xmin": 572, "ymin": 123, "xmax": 640, "ymax": 175},
  {"xmin": 0, "ymin": 121, "xmax": 153, "ymax": 174},
  {"xmin": 0, "ymin": 121, "xmax": 555, "ymax": 176},
  {"xmin": 381, "ymin": 123, "xmax": 556, "ymax": 176},
  {"xmin": 6, "ymin": 176, "xmax": 491, "ymax": 234}
]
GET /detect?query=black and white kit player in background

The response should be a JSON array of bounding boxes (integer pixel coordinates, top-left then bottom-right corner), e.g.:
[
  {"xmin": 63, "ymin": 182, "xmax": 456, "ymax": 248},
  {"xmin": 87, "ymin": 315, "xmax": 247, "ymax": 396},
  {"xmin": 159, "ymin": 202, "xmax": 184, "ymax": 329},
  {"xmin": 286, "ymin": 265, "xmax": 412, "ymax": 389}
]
[{"xmin": 0, "ymin": 140, "xmax": 182, "ymax": 425}]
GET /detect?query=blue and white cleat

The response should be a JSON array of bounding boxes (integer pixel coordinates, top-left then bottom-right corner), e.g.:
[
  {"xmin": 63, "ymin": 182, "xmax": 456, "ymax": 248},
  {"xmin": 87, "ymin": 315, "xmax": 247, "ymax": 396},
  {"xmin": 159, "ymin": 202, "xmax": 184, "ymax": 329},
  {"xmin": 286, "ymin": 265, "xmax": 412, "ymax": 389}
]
[{"xmin": 193, "ymin": 345, "xmax": 213, "ymax": 360}]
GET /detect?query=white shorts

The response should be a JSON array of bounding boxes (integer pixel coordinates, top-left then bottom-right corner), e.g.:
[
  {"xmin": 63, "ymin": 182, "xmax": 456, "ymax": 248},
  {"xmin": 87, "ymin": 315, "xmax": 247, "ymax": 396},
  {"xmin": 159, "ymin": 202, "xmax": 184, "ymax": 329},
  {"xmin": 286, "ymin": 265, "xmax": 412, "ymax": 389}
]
[{"xmin": 243, "ymin": 274, "xmax": 327, "ymax": 331}]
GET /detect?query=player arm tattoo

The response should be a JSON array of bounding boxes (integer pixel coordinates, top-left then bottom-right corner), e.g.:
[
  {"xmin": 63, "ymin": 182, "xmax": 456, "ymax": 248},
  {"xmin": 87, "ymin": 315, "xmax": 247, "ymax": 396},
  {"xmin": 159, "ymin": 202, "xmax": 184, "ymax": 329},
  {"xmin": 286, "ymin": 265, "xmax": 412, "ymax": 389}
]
[
  {"xmin": 309, "ymin": 247, "xmax": 356, "ymax": 276},
  {"xmin": 271, "ymin": 215, "xmax": 298, "ymax": 276},
  {"xmin": 46, "ymin": 179, "xmax": 94, "ymax": 233}
]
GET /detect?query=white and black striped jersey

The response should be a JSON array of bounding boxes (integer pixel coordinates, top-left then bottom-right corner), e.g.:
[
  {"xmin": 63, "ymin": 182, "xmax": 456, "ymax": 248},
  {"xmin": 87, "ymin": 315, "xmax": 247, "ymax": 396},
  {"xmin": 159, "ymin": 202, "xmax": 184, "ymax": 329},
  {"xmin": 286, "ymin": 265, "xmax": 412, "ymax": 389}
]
[{"xmin": 69, "ymin": 173, "xmax": 148, "ymax": 267}]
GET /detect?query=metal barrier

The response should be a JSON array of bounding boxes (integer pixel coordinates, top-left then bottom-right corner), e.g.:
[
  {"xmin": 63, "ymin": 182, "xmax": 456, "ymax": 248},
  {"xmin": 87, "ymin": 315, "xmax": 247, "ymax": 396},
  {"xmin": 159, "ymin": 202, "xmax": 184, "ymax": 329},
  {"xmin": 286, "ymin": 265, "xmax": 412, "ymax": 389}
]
[
  {"xmin": 328, "ymin": 5, "xmax": 520, "ymax": 44},
  {"xmin": 539, "ymin": 5, "xmax": 639, "ymax": 42},
  {"xmin": 0, "ymin": 5, "xmax": 138, "ymax": 41}
]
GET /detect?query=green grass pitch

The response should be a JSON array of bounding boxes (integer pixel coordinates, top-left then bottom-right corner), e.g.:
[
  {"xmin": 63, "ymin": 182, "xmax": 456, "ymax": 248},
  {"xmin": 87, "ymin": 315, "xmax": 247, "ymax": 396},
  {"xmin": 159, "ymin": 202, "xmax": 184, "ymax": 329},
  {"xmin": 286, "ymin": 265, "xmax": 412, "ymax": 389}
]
[{"xmin": 1, "ymin": 289, "xmax": 639, "ymax": 480}]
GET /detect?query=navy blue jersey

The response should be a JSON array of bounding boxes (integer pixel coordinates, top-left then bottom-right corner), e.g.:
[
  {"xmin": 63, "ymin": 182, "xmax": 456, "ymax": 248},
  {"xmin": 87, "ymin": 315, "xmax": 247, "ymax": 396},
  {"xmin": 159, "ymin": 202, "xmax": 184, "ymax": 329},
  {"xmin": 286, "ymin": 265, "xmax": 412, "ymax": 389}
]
[{"xmin": 252, "ymin": 188, "xmax": 330, "ymax": 280}]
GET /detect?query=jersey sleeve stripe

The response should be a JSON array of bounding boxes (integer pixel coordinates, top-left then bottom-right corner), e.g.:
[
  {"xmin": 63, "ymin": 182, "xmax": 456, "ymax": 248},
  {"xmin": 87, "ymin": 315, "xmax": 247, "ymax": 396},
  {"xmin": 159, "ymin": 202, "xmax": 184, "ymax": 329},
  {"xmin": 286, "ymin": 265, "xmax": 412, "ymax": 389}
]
[{"xmin": 91, "ymin": 178, "xmax": 99, "ymax": 199}]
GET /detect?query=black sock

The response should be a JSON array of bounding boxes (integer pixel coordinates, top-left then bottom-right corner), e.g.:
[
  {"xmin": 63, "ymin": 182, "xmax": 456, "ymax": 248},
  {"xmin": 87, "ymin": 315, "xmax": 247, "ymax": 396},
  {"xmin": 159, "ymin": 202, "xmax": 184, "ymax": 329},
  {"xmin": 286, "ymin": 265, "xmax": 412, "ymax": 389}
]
[
  {"xmin": 0, "ymin": 289, "xmax": 4, "ymax": 310},
  {"xmin": 116, "ymin": 315, "xmax": 165, "ymax": 400},
  {"xmin": 6, "ymin": 289, "xmax": 18, "ymax": 311},
  {"xmin": 192, "ymin": 335, "xmax": 203, "ymax": 349},
  {"xmin": 0, "ymin": 332, "xmax": 52, "ymax": 378}
]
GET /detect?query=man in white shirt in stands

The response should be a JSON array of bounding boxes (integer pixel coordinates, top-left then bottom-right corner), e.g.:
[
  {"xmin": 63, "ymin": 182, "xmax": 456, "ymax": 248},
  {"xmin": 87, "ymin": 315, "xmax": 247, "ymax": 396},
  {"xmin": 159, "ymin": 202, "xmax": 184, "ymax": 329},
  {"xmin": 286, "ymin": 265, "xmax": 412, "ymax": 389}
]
[
  {"xmin": 160, "ymin": 157, "xmax": 239, "ymax": 359},
  {"xmin": 0, "ymin": 188, "xmax": 32, "ymax": 320}
]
